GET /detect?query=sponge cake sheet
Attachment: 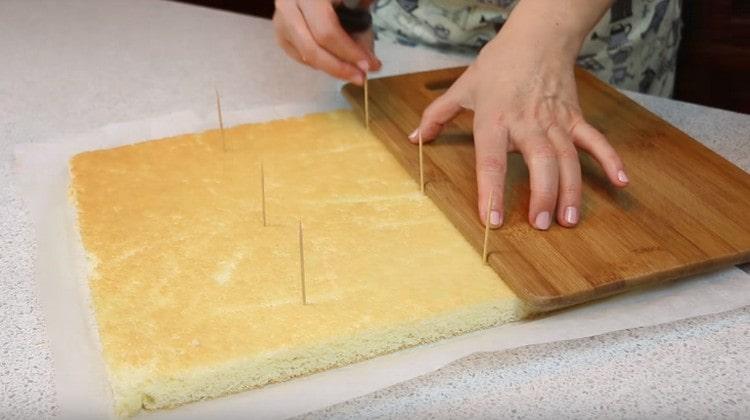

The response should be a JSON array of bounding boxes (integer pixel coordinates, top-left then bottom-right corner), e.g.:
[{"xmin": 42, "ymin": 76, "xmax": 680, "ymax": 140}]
[{"xmin": 69, "ymin": 110, "xmax": 523, "ymax": 416}]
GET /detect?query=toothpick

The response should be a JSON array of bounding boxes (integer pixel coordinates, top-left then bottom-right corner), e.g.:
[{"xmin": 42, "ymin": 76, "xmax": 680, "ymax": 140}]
[
  {"xmin": 215, "ymin": 88, "xmax": 226, "ymax": 152},
  {"xmin": 299, "ymin": 220, "xmax": 307, "ymax": 305},
  {"xmin": 260, "ymin": 162, "xmax": 267, "ymax": 227},
  {"xmin": 363, "ymin": 73, "xmax": 369, "ymax": 130},
  {"xmin": 482, "ymin": 189, "xmax": 495, "ymax": 264},
  {"xmin": 418, "ymin": 130, "xmax": 424, "ymax": 194}
]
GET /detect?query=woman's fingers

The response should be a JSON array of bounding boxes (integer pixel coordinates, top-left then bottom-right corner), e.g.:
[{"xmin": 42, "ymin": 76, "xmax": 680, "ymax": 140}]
[
  {"xmin": 275, "ymin": 26, "xmax": 305, "ymax": 64},
  {"xmin": 473, "ymin": 115, "xmax": 509, "ymax": 228},
  {"xmin": 410, "ymin": 89, "xmax": 464, "ymax": 144},
  {"xmin": 519, "ymin": 135, "xmax": 560, "ymax": 230},
  {"xmin": 572, "ymin": 120, "xmax": 629, "ymax": 187},
  {"xmin": 351, "ymin": 29, "xmax": 382, "ymax": 71},
  {"xmin": 275, "ymin": 0, "xmax": 364, "ymax": 84},
  {"xmin": 547, "ymin": 125, "xmax": 582, "ymax": 227},
  {"xmin": 298, "ymin": 0, "xmax": 378, "ymax": 72}
]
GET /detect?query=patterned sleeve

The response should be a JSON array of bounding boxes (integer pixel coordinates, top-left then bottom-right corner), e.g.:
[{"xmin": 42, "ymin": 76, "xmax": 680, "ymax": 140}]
[{"xmin": 372, "ymin": 0, "xmax": 682, "ymax": 97}]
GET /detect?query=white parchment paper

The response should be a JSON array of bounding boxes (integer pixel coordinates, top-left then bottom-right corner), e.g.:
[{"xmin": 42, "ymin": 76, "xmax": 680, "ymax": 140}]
[{"xmin": 13, "ymin": 105, "xmax": 750, "ymax": 419}]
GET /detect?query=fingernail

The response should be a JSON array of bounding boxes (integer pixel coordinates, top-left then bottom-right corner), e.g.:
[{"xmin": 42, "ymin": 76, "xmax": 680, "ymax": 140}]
[
  {"xmin": 535, "ymin": 211, "xmax": 551, "ymax": 230},
  {"xmin": 356, "ymin": 60, "xmax": 370, "ymax": 73},
  {"xmin": 564, "ymin": 206, "xmax": 578, "ymax": 225},
  {"xmin": 490, "ymin": 210, "xmax": 502, "ymax": 227},
  {"xmin": 617, "ymin": 170, "xmax": 629, "ymax": 184},
  {"xmin": 408, "ymin": 129, "xmax": 418, "ymax": 141},
  {"xmin": 351, "ymin": 73, "xmax": 364, "ymax": 85}
]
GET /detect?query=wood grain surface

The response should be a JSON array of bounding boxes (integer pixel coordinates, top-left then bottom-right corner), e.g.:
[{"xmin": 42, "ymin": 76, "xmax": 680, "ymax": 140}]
[{"xmin": 342, "ymin": 67, "xmax": 750, "ymax": 312}]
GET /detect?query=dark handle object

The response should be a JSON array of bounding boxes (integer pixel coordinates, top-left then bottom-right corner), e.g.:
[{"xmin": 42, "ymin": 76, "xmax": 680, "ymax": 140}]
[{"xmin": 334, "ymin": 5, "xmax": 372, "ymax": 34}]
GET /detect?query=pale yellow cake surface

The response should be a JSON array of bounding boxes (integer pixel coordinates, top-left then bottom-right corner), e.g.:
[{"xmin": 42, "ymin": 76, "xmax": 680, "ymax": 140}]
[{"xmin": 69, "ymin": 110, "xmax": 524, "ymax": 417}]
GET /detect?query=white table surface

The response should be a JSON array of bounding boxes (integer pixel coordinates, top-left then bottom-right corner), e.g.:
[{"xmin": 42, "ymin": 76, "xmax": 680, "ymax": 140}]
[{"xmin": 1, "ymin": 1, "xmax": 748, "ymax": 419}]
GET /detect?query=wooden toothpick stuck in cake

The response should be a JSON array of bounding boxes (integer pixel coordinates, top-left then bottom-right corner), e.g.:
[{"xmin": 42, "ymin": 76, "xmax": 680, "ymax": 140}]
[
  {"xmin": 364, "ymin": 74, "xmax": 369, "ymax": 130},
  {"xmin": 299, "ymin": 219, "xmax": 307, "ymax": 305},
  {"xmin": 260, "ymin": 162, "xmax": 267, "ymax": 227},
  {"xmin": 418, "ymin": 130, "xmax": 424, "ymax": 195},
  {"xmin": 215, "ymin": 89, "xmax": 227, "ymax": 152},
  {"xmin": 482, "ymin": 189, "xmax": 494, "ymax": 264}
]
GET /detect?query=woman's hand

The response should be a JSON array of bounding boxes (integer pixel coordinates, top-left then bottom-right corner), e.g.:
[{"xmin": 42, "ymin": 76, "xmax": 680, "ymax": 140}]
[
  {"xmin": 411, "ymin": 0, "xmax": 626, "ymax": 230},
  {"xmin": 273, "ymin": 0, "xmax": 381, "ymax": 85}
]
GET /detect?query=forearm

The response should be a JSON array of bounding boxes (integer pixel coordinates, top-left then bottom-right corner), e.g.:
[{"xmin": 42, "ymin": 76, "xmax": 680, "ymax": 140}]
[{"xmin": 495, "ymin": 0, "xmax": 615, "ymax": 61}]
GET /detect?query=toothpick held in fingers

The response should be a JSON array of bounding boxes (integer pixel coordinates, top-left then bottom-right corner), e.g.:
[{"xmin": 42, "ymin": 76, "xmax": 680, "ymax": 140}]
[
  {"xmin": 299, "ymin": 219, "xmax": 307, "ymax": 305},
  {"xmin": 482, "ymin": 189, "xmax": 495, "ymax": 264},
  {"xmin": 215, "ymin": 89, "xmax": 227, "ymax": 152},
  {"xmin": 260, "ymin": 162, "xmax": 267, "ymax": 227},
  {"xmin": 418, "ymin": 130, "xmax": 424, "ymax": 195},
  {"xmin": 364, "ymin": 73, "xmax": 369, "ymax": 130}
]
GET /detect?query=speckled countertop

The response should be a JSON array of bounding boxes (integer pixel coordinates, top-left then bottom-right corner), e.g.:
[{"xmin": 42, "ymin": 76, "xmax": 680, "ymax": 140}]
[
  {"xmin": 1, "ymin": 1, "xmax": 748, "ymax": 419},
  {"xmin": 301, "ymin": 307, "xmax": 750, "ymax": 420}
]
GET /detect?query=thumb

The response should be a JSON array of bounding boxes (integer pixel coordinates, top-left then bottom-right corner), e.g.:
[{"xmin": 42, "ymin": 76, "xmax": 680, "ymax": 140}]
[{"xmin": 409, "ymin": 89, "xmax": 464, "ymax": 144}]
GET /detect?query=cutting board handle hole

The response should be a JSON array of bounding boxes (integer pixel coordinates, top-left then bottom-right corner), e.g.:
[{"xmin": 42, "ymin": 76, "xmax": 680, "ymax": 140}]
[{"xmin": 424, "ymin": 78, "xmax": 458, "ymax": 92}]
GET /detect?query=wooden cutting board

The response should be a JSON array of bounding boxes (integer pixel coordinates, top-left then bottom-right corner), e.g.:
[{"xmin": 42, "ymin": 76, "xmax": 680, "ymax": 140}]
[{"xmin": 342, "ymin": 67, "xmax": 750, "ymax": 312}]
